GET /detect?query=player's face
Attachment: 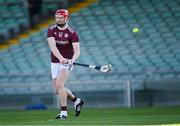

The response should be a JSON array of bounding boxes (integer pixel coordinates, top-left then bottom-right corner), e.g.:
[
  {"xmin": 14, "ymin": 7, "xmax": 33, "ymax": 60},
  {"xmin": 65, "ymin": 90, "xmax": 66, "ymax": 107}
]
[{"xmin": 55, "ymin": 15, "xmax": 65, "ymax": 24}]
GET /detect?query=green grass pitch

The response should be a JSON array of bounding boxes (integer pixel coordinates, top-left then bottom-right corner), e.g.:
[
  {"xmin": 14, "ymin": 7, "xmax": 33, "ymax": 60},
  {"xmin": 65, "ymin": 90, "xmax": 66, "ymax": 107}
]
[{"xmin": 0, "ymin": 106, "xmax": 180, "ymax": 125}]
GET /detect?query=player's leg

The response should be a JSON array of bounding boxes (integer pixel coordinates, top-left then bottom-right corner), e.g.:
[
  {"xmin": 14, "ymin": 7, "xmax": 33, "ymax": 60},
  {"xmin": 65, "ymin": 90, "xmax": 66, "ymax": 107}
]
[
  {"xmin": 51, "ymin": 63, "xmax": 60, "ymax": 95},
  {"xmin": 52, "ymin": 79, "xmax": 58, "ymax": 94},
  {"xmin": 52, "ymin": 78, "xmax": 77, "ymax": 101},
  {"xmin": 65, "ymin": 87, "xmax": 84, "ymax": 117},
  {"xmin": 53, "ymin": 80, "xmax": 84, "ymax": 117},
  {"xmin": 55, "ymin": 69, "xmax": 69, "ymax": 119},
  {"xmin": 51, "ymin": 63, "xmax": 84, "ymax": 118},
  {"xmin": 51, "ymin": 63, "xmax": 67, "ymax": 119},
  {"xmin": 52, "ymin": 79, "xmax": 74, "ymax": 98},
  {"xmin": 65, "ymin": 87, "xmax": 74, "ymax": 99},
  {"xmin": 51, "ymin": 63, "xmax": 79, "ymax": 101}
]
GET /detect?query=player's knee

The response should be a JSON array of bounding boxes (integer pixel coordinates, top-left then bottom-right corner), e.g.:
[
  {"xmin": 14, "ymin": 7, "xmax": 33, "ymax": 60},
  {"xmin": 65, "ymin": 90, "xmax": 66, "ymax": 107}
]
[{"xmin": 56, "ymin": 82, "xmax": 65, "ymax": 90}]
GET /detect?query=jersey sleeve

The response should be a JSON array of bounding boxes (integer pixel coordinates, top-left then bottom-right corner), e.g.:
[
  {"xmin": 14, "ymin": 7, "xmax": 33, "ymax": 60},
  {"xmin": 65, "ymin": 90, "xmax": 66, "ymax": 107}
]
[
  {"xmin": 47, "ymin": 28, "xmax": 54, "ymax": 38},
  {"xmin": 71, "ymin": 31, "xmax": 79, "ymax": 43}
]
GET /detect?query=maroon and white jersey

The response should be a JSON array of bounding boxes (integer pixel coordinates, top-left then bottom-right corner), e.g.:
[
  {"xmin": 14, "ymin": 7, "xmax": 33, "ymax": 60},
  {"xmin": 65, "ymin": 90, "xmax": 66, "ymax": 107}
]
[{"xmin": 47, "ymin": 24, "xmax": 79, "ymax": 63}]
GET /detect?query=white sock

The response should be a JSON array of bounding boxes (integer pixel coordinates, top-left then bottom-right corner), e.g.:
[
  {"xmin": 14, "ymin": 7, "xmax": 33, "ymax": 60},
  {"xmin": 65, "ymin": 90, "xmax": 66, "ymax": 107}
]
[
  {"xmin": 61, "ymin": 111, "xmax": 67, "ymax": 116},
  {"xmin": 74, "ymin": 98, "xmax": 81, "ymax": 105}
]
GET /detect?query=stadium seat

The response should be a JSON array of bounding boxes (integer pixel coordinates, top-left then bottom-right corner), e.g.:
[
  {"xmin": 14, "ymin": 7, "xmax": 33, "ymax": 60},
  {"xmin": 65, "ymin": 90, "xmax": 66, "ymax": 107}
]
[
  {"xmin": 0, "ymin": 0, "xmax": 29, "ymax": 41},
  {"xmin": 0, "ymin": 0, "xmax": 180, "ymax": 94}
]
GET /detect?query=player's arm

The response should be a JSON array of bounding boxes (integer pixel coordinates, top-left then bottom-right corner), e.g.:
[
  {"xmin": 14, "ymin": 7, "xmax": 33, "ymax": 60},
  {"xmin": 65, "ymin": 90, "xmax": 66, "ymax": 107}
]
[
  {"xmin": 47, "ymin": 37, "xmax": 67, "ymax": 63},
  {"xmin": 72, "ymin": 42, "xmax": 80, "ymax": 62}
]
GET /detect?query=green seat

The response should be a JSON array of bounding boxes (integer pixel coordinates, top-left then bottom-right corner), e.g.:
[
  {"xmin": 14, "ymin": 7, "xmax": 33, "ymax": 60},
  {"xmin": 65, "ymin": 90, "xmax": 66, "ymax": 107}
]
[
  {"xmin": 90, "ymin": 25, "xmax": 101, "ymax": 30},
  {"xmin": 6, "ymin": 0, "xmax": 19, "ymax": 3},
  {"xmin": 92, "ymin": 75, "xmax": 105, "ymax": 81},
  {"xmin": 0, "ymin": 65, "xmax": 6, "ymax": 74},
  {"xmin": 0, "ymin": 6, "xmax": 7, "ymax": 13},
  {"xmin": 24, "ymin": 77, "xmax": 37, "ymax": 82},
  {"xmin": 80, "ymin": 8, "xmax": 92, "ymax": 16},
  {"xmin": 0, "ymin": 0, "xmax": 5, "ymax": 4},
  {"xmin": 77, "ymin": 25, "xmax": 88, "ymax": 31},
  {"xmin": 0, "ymin": 78, "xmax": 9, "ymax": 83},
  {"xmin": 38, "ymin": 76, "xmax": 51, "ymax": 82},
  {"xmin": 11, "ymin": 77, "xmax": 23, "ymax": 83}
]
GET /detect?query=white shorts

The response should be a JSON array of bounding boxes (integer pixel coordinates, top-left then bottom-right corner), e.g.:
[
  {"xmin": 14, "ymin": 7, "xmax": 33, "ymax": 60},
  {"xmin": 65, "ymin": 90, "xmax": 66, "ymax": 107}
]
[{"xmin": 51, "ymin": 63, "xmax": 73, "ymax": 79}]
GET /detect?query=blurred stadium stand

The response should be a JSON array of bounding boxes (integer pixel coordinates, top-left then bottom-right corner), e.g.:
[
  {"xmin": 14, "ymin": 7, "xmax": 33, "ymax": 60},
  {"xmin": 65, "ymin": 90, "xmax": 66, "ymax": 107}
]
[
  {"xmin": 0, "ymin": 0, "xmax": 180, "ymax": 108},
  {"xmin": 0, "ymin": 0, "xmax": 29, "ymax": 43},
  {"xmin": 0, "ymin": 0, "xmax": 83, "ymax": 43}
]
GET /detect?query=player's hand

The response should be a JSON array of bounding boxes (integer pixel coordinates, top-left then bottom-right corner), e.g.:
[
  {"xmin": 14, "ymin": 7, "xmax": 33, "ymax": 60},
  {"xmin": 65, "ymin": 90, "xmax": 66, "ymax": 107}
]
[
  {"xmin": 60, "ymin": 58, "xmax": 68, "ymax": 64},
  {"xmin": 67, "ymin": 59, "xmax": 75, "ymax": 65}
]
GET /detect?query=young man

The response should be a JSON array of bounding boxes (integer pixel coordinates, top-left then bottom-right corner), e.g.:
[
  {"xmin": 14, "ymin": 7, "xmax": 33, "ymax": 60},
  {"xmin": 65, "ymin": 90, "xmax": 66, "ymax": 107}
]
[{"xmin": 47, "ymin": 9, "xmax": 84, "ymax": 120}]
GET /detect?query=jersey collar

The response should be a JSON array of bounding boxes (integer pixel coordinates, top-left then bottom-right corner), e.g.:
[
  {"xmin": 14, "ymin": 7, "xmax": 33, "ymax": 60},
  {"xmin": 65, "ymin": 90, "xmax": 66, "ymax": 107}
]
[{"xmin": 56, "ymin": 24, "xmax": 68, "ymax": 30}]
